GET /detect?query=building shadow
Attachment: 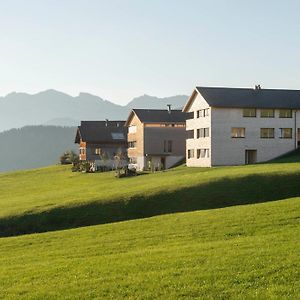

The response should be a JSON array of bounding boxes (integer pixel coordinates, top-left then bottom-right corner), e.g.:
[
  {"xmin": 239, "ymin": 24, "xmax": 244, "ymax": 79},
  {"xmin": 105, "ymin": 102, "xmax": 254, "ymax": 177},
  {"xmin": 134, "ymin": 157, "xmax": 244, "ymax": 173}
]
[{"xmin": 1, "ymin": 171, "xmax": 300, "ymax": 237}]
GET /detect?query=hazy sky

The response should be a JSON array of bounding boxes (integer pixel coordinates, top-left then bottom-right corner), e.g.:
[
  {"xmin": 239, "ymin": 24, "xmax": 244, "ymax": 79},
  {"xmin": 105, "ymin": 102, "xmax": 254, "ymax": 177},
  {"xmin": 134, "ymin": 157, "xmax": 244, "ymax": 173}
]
[{"xmin": 0, "ymin": 0, "xmax": 300, "ymax": 105}]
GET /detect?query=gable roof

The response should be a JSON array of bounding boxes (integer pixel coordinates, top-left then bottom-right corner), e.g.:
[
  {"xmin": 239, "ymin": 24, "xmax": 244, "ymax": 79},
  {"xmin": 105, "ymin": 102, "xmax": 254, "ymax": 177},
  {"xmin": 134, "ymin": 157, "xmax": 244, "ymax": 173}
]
[
  {"xmin": 125, "ymin": 109, "xmax": 186, "ymax": 126},
  {"xmin": 75, "ymin": 121, "xmax": 127, "ymax": 144},
  {"xmin": 183, "ymin": 86, "xmax": 300, "ymax": 111}
]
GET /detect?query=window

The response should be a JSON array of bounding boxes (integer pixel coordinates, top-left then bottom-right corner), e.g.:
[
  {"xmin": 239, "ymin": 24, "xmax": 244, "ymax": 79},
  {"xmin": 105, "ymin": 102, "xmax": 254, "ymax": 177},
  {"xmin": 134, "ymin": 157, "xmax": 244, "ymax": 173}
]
[
  {"xmin": 94, "ymin": 148, "xmax": 101, "ymax": 155},
  {"xmin": 128, "ymin": 141, "xmax": 137, "ymax": 148},
  {"xmin": 279, "ymin": 128, "xmax": 292, "ymax": 139},
  {"xmin": 128, "ymin": 125, "xmax": 137, "ymax": 133},
  {"xmin": 261, "ymin": 128, "xmax": 275, "ymax": 138},
  {"xmin": 243, "ymin": 108, "xmax": 256, "ymax": 117},
  {"xmin": 197, "ymin": 149, "xmax": 209, "ymax": 158},
  {"xmin": 164, "ymin": 140, "xmax": 173, "ymax": 153},
  {"xmin": 260, "ymin": 109, "xmax": 275, "ymax": 118},
  {"xmin": 279, "ymin": 109, "xmax": 292, "ymax": 118},
  {"xmin": 80, "ymin": 148, "xmax": 85, "ymax": 155},
  {"xmin": 197, "ymin": 128, "xmax": 210, "ymax": 138},
  {"xmin": 187, "ymin": 130, "xmax": 194, "ymax": 139},
  {"xmin": 197, "ymin": 109, "xmax": 209, "ymax": 118},
  {"xmin": 231, "ymin": 128, "xmax": 245, "ymax": 138},
  {"xmin": 188, "ymin": 149, "xmax": 194, "ymax": 159}
]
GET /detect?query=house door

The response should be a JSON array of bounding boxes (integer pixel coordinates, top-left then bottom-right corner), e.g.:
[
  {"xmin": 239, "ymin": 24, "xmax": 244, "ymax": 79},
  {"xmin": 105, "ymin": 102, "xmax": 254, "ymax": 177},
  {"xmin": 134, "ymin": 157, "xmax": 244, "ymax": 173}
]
[
  {"xmin": 245, "ymin": 150, "xmax": 257, "ymax": 164},
  {"xmin": 161, "ymin": 157, "xmax": 166, "ymax": 170}
]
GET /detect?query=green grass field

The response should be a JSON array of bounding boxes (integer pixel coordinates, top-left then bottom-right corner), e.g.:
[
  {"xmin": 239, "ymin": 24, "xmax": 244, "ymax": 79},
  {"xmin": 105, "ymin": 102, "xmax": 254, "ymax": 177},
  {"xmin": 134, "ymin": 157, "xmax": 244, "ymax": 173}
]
[{"xmin": 0, "ymin": 153, "xmax": 299, "ymax": 298}]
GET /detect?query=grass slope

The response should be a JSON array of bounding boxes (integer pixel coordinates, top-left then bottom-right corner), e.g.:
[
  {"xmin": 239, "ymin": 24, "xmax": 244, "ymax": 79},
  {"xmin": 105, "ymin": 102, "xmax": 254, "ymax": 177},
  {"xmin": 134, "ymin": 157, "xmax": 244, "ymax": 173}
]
[
  {"xmin": 0, "ymin": 198, "xmax": 299, "ymax": 299},
  {"xmin": 1, "ymin": 152, "xmax": 300, "ymax": 236}
]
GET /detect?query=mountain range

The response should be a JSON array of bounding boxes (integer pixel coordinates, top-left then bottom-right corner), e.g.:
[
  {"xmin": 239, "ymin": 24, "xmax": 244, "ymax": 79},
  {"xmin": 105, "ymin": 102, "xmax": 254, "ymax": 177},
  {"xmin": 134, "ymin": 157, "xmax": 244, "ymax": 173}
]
[
  {"xmin": 0, "ymin": 90, "xmax": 188, "ymax": 132},
  {"xmin": 0, "ymin": 90, "xmax": 188, "ymax": 172}
]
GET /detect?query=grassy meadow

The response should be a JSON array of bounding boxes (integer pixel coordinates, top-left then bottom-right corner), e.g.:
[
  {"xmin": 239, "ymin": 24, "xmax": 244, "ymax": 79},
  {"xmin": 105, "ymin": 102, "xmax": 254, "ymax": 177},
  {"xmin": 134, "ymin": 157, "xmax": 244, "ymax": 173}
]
[
  {"xmin": 0, "ymin": 197, "xmax": 299, "ymax": 299},
  {"xmin": 0, "ymin": 153, "xmax": 299, "ymax": 298},
  {"xmin": 1, "ymin": 152, "xmax": 300, "ymax": 236}
]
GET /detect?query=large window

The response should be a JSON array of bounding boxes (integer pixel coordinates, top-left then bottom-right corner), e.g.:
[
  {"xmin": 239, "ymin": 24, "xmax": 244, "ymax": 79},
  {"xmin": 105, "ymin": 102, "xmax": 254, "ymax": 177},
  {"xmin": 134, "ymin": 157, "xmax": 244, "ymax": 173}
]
[
  {"xmin": 243, "ymin": 108, "xmax": 256, "ymax": 117},
  {"xmin": 231, "ymin": 127, "xmax": 245, "ymax": 138},
  {"xmin": 260, "ymin": 128, "xmax": 275, "ymax": 138},
  {"xmin": 197, "ymin": 149, "xmax": 209, "ymax": 159},
  {"xmin": 128, "ymin": 141, "xmax": 137, "ymax": 148},
  {"xmin": 260, "ymin": 109, "xmax": 275, "ymax": 118},
  {"xmin": 279, "ymin": 128, "xmax": 292, "ymax": 139},
  {"xmin": 197, "ymin": 128, "xmax": 210, "ymax": 138},
  {"xmin": 164, "ymin": 140, "xmax": 173, "ymax": 153},
  {"xmin": 188, "ymin": 149, "xmax": 194, "ymax": 159},
  {"xmin": 279, "ymin": 109, "xmax": 292, "ymax": 118},
  {"xmin": 197, "ymin": 109, "xmax": 209, "ymax": 118}
]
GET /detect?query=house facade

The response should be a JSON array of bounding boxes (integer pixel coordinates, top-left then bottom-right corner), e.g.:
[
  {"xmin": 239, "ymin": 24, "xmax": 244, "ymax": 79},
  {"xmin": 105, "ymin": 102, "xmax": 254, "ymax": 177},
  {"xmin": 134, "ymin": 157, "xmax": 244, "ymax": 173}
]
[
  {"xmin": 125, "ymin": 108, "xmax": 186, "ymax": 171},
  {"xmin": 183, "ymin": 86, "xmax": 300, "ymax": 167},
  {"xmin": 75, "ymin": 120, "xmax": 128, "ymax": 169}
]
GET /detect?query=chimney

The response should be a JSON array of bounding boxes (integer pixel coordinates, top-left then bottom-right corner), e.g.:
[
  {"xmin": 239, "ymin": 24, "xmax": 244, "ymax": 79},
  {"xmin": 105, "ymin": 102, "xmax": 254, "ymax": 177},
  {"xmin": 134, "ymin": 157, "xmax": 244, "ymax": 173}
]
[
  {"xmin": 105, "ymin": 119, "xmax": 108, "ymax": 127},
  {"xmin": 167, "ymin": 104, "xmax": 172, "ymax": 114},
  {"xmin": 254, "ymin": 84, "xmax": 262, "ymax": 90}
]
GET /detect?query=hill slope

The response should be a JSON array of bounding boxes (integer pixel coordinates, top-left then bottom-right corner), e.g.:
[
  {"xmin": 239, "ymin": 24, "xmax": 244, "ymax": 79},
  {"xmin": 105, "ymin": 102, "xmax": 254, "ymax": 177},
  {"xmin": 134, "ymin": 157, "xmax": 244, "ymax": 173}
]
[
  {"xmin": 0, "ymin": 198, "xmax": 299, "ymax": 299},
  {"xmin": 1, "ymin": 152, "xmax": 300, "ymax": 237},
  {"xmin": 0, "ymin": 126, "xmax": 77, "ymax": 172}
]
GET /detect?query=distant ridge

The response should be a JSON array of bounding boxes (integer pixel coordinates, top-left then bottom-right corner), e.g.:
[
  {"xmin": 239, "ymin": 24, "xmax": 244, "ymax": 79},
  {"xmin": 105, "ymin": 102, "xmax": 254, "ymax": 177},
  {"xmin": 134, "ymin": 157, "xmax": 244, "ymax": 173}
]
[
  {"xmin": 0, "ymin": 126, "xmax": 77, "ymax": 172},
  {"xmin": 0, "ymin": 90, "xmax": 188, "ymax": 132}
]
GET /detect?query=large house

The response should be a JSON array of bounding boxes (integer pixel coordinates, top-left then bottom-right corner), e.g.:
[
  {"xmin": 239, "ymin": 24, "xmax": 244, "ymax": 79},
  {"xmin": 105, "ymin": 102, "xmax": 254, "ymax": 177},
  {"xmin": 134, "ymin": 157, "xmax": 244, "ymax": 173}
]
[
  {"xmin": 125, "ymin": 107, "xmax": 186, "ymax": 171},
  {"xmin": 183, "ymin": 86, "xmax": 300, "ymax": 167},
  {"xmin": 75, "ymin": 120, "xmax": 128, "ymax": 169}
]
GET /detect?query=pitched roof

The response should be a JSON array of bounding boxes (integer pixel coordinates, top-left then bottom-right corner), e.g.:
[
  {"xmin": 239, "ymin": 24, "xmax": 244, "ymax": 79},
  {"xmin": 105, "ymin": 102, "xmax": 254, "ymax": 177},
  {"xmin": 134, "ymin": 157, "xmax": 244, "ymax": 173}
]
[
  {"xmin": 125, "ymin": 109, "xmax": 186, "ymax": 126},
  {"xmin": 75, "ymin": 121, "xmax": 127, "ymax": 143},
  {"xmin": 183, "ymin": 86, "xmax": 300, "ymax": 111}
]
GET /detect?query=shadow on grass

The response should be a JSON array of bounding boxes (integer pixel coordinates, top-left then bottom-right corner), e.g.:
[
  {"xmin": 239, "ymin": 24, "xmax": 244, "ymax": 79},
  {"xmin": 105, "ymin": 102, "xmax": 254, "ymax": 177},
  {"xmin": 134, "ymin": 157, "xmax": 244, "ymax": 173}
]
[{"xmin": 1, "ymin": 172, "xmax": 300, "ymax": 237}]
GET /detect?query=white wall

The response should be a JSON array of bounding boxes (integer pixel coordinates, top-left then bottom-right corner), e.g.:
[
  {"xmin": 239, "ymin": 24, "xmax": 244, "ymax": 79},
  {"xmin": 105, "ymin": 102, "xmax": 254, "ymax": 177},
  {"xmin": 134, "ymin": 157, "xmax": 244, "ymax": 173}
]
[
  {"xmin": 211, "ymin": 108, "xmax": 300, "ymax": 166},
  {"xmin": 186, "ymin": 93, "xmax": 212, "ymax": 167}
]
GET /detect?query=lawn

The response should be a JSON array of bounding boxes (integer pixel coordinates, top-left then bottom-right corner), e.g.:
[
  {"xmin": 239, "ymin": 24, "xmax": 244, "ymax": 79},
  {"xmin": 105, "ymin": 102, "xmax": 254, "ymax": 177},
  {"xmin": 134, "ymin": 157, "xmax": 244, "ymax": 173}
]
[
  {"xmin": 1, "ymin": 153, "xmax": 300, "ymax": 236},
  {"xmin": 0, "ymin": 197, "xmax": 299, "ymax": 299}
]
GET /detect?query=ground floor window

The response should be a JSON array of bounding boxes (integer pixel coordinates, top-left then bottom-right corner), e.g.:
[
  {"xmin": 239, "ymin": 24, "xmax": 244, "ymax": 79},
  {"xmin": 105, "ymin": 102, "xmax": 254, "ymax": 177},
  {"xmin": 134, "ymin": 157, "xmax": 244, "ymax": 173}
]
[
  {"xmin": 188, "ymin": 149, "xmax": 194, "ymax": 159},
  {"xmin": 197, "ymin": 149, "xmax": 209, "ymax": 158}
]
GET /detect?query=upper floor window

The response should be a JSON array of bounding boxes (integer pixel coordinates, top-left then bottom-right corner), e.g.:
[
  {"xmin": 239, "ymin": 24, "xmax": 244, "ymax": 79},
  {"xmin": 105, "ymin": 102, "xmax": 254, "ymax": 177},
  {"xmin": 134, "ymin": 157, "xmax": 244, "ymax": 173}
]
[
  {"xmin": 260, "ymin": 109, "xmax": 275, "ymax": 118},
  {"xmin": 197, "ymin": 128, "xmax": 210, "ymax": 138},
  {"xmin": 187, "ymin": 130, "xmax": 194, "ymax": 139},
  {"xmin": 261, "ymin": 128, "xmax": 274, "ymax": 139},
  {"xmin": 128, "ymin": 141, "xmax": 137, "ymax": 148},
  {"xmin": 196, "ymin": 108, "xmax": 209, "ymax": 118},
  {"xmin": 94, "ymin": 148, "xmax": 101, "ymax": 155},
  {"xmin": 279, "ymin": 128, "xmax": 292, "ymax": 139},
  {"xmin": 164, "ymin": 140, "xmax": 173, "ymax": 153},
  {"xmin": 231, "ymin": 127, "xmax": 245, "ymax": 138},
  {"xmin": 243, "ymin": 108, "xmax": 256, "ymax": 117},
  {"xmin": 279, "ymin": 109, "xmax": 292, "ymax": 118},
  {"xmin": 128, "ymin": 125, "xmax": 137, "ymax": 134}
]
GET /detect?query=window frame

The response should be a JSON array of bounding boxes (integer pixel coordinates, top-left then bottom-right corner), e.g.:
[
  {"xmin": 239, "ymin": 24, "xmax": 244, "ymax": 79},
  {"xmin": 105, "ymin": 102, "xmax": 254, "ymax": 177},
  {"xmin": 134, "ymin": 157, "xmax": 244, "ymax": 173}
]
[
  {"xmin": 231, "ymin": 127, "xmax": 245, "ymax": 138},
  {"xmin": 279, "ymin": 128, "xmax": 293, "ymax": 139},
  {"xmin": 279, "ymin": 109, "xmax": 293, "ymax": 118},
  {"xmin": 243, "ymin": 108, "xmax": 256, "ymax": 118},
  {"xmin": 260, "ymin": 128, "xmax": 275, "ymax": 139},
  {"xmin": 260, "ymin": 109, "xmax": 275, "ymax": 118}
]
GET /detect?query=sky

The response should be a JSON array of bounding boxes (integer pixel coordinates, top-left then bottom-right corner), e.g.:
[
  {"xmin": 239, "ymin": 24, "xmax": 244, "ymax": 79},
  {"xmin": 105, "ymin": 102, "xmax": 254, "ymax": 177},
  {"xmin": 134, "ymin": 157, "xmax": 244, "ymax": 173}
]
[{"xmin": 0, "ymin": 0, "xmax": 300, "ymax": 105}]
